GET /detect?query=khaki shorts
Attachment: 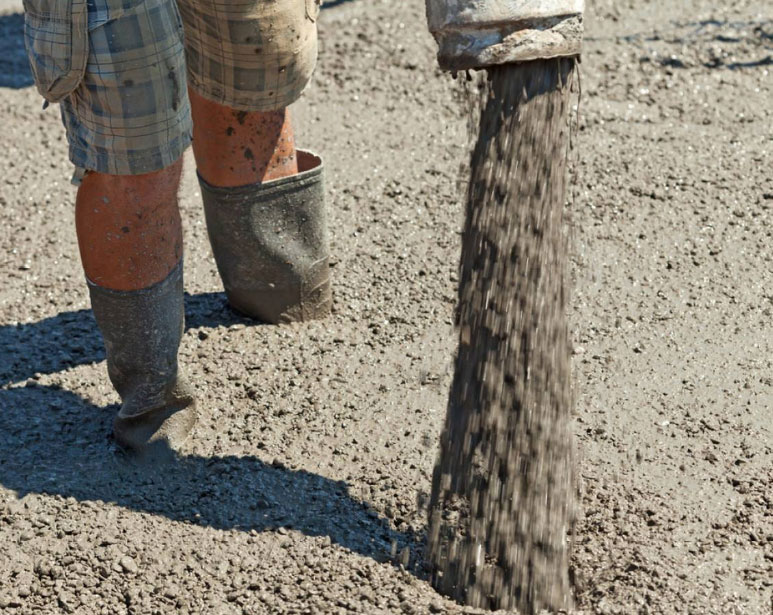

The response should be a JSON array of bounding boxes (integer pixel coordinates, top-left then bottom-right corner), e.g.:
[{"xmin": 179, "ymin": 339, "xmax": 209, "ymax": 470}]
[{"xmin": 25, "ymin": 0, "xmax": 320, "ymax": 176}]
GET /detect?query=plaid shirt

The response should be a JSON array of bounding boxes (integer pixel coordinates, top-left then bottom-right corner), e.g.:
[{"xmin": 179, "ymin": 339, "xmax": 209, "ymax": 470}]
[{"xmin": 23, "ymin": 0, "xmax": 89, "ymax": 102}]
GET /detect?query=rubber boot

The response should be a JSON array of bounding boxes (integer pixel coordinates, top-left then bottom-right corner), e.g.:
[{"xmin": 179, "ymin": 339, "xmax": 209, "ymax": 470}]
[
  {"xmin": 199, "ymin": 150, "xmax": 332, "ymax": 324},
  {"xmin": 87, "ymin": 262, "xmax": 197, "ymax": 453}
]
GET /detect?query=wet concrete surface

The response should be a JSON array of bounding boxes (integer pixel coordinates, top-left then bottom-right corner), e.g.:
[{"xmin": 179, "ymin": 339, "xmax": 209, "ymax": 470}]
[{"xmin": 0, "ymin": 0, "xmax": 771, "ymax": 613}]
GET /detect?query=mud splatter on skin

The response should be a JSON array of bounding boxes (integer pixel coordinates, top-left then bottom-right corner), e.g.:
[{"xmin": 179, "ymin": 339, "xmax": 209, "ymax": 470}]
[{"xmin": 427, "ymin": 58, "xmax": 576, "ymax": 615}]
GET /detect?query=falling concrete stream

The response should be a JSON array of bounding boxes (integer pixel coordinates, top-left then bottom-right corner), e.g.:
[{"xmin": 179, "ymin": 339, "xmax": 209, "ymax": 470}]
[{"xmin": 427, "ymin": 58, "xmax": 577, "ymax": 614}]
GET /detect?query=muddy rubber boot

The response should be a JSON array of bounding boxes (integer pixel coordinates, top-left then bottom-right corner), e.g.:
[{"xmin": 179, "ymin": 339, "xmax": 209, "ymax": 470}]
[
  {"xmin": 199, "ymin": 150, "xmax": 331, "ymax": 324},
  {"xmin": 87, "ymin": 262, "xmax": 197, "ymax": 454}
]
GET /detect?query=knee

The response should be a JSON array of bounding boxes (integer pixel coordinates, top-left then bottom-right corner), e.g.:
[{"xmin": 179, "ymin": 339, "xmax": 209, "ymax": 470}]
[
  {"xmin": 75, "ymin": 157, "xmax": 185, "ymax": 290},
  {"xmin": 79, "ymin": 158, "xmax": 184, "ymax": 209}
]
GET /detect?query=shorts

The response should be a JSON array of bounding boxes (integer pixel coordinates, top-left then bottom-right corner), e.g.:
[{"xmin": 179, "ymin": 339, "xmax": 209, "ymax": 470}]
[{"xmin": 25, "ymin": 0, "xmax": 320, "ymax": 176}]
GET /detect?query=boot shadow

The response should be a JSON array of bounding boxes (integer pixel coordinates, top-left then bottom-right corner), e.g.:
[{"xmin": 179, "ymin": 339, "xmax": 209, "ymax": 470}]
[
  {"xmin": 0, "ymin": 292, "xmax": 262, "ymax": 386},
  {"xmin": 0, "ymin": 383, "xmax": 421, "ymax": 566}
]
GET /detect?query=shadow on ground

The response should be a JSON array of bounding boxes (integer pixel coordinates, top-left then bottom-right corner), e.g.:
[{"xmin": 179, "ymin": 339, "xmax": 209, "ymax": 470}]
[
  {"xmin": 0, "ymin": 292, "xmax": 421, "ymax": 567},
  {"xmin": 0, "ymin": 13, "xmax": 32, "ymax": 89},
  {"xmin": 0, "ymin": 385, "xmax": 416, "ymax": 564},
  {"xmin": 0, "ymin": 292, "xmax": 260, "ymax": 385}
]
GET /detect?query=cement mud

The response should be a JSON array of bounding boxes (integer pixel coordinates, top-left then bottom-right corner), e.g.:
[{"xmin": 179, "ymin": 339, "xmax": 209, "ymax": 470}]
[{"xmin": 0, "ymin": 1, "xmax": 770, "ymax": 613}]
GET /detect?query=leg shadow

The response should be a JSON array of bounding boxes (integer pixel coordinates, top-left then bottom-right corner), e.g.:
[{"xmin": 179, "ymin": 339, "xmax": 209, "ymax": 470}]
[
  {"xmin": 0, "ymin": 291, "xmax": 262, "ymax": 386},
  {"xmin": 0, "ymin": 383, "xmax": 419, "ymax": 564}
]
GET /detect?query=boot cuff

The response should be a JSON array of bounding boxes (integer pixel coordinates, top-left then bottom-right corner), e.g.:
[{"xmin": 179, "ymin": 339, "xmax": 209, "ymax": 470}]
[
  {"xmin": 86, "ymin": 260, "xmax": 183, "ymax": 297},
  {"xmin": 196, "ymin": 150, "xmax": 323, "ymax": 198}
]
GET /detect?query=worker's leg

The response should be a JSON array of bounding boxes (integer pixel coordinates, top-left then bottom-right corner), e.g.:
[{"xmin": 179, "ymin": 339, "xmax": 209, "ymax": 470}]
[
  {"xmin": 31, "ymin": 0, "xmax": 197, "ymax": 452},
  {"xmin": 76, "ymin": 162, "xmax": 184, "ymax": 292},
  {"xmin": 178, "ymin": 0, "xmax": 332, "ymax": 323},
  {"xmin": 75, "ymin": 162, "xmax": 195, "ymax": 452},
  {"xmin": 189, "ymin": 89, "xmax": 298, "ymax": 187}
]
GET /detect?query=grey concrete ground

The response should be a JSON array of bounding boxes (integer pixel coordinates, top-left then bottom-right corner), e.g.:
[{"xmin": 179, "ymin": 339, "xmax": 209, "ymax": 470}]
[{"xmin": 0, "ymin": 0, "xmax": 771, "ymax": 613}]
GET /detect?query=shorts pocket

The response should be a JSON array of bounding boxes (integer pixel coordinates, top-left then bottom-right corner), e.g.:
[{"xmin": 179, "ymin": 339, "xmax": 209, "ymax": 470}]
[{"xmin": 23, "ymin": 0, "xmax": 89, "ymax": 103}]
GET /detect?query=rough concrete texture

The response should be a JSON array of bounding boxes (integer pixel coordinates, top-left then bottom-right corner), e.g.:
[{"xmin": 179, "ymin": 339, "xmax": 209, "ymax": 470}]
[{"xmin": 0, "ymin": 0, "xmax": 771, "ymax": 613}]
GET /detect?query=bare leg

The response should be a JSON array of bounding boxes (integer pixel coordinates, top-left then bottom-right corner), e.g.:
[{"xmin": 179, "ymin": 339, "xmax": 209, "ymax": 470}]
[
  {"xmin": 189, "ymin": 87, "xmax": 298, "ymax": 187},
  {"xmin": 75, "ymin": 160, "xmax": 184, "ymax": 290}
]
